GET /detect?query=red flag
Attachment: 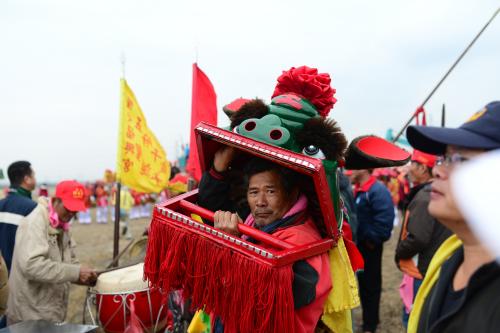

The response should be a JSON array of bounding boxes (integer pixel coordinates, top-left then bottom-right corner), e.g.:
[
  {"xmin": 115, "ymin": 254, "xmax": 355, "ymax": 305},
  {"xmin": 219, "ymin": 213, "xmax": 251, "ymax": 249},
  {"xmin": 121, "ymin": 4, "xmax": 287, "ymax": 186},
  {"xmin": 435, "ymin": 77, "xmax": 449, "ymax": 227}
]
[{"xmin": 186, "ymin": 63, "xmax": 217, "ymax": 181}]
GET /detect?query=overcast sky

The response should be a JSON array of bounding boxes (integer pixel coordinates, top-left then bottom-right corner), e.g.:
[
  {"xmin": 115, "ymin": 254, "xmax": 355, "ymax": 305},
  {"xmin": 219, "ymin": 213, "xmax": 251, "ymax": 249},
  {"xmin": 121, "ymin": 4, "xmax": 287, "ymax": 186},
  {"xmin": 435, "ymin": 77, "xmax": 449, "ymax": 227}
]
[{"xmin": 1, "ymin": 0, "xmax": 499, "ymax": 183}]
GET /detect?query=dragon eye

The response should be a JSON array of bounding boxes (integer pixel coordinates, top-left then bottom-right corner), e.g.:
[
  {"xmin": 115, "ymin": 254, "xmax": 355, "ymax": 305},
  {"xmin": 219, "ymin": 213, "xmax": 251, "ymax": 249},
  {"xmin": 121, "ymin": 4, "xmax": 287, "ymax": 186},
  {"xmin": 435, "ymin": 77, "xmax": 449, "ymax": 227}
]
[{"xmin": 302, "ymin": 145, "xmax": 325, "ymax": 159}]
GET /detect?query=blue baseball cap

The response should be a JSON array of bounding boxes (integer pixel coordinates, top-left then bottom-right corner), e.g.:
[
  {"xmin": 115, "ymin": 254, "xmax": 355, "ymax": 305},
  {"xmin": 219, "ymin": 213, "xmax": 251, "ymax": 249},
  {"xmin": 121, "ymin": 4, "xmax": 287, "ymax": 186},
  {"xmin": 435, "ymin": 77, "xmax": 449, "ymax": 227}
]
[{"xmin": 406, "ymin": 101, "xmax": 500, "ymax": 155}]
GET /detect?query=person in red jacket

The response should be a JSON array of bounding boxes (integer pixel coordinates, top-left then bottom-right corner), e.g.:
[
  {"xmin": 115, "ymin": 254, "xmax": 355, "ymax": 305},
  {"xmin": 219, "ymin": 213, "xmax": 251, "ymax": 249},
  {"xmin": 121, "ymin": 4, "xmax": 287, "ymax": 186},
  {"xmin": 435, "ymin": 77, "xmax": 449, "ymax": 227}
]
[{"xmin": 210, "ymin": 156, "xmax": 331, "ymax": 333}]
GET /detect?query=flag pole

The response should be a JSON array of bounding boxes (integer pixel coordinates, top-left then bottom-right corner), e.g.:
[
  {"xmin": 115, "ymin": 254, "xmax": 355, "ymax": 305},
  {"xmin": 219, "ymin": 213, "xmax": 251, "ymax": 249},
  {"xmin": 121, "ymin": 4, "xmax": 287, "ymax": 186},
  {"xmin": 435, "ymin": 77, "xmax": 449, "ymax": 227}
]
[
  {"xmin": 393, "ymin": 7, "xmax": 499, "ymax": 142},
  {"xmin": 113, "ymin": 53, "xmax": 127, "ymax": 266},
  {"xmin": 113, "ymin": 182, "xmax": 121, "ymax": 267}
]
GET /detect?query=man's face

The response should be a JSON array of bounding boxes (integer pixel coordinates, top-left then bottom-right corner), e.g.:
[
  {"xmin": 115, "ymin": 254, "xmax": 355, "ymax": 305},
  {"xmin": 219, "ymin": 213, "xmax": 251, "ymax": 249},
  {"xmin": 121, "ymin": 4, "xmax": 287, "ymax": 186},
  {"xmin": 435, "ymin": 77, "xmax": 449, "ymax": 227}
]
[
  {"xmin": 53, "ymin": 199, "xmax": 77, "ymax": 223},
  {"xmin": 23, "ymin": 168, "xmax": 36, "ymax": 191},
  {"xmin": 429, "ymin": 146, "xmax": 483, "ymax": 230},
  {"xmin": 247, "ymin": 170, "xmax": 294, "ymax": 227},
  {"xmin": 408, "ymin": 161, "xmax": 427, "ymax": 185},
  {"xmin": 350, "ymin": 170, "xmax": 366, "ymax": 184}
]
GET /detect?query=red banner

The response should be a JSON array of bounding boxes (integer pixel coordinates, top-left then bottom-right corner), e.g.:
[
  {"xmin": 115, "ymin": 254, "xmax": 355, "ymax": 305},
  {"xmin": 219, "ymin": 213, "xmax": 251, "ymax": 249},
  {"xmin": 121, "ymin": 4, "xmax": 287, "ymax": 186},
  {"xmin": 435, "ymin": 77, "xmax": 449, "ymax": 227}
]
[{"xmin": 186, "ymin": 63, "xmax": 217, "ymax": 181}]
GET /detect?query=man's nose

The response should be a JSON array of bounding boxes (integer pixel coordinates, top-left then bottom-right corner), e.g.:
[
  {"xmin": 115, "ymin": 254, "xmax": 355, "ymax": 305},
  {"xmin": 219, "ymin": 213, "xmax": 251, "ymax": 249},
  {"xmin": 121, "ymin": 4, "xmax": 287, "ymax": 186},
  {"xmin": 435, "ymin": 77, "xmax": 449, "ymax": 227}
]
[
  {"xmin": 255, "ymin": 193, "xmax": 267, "ymax": 207},
  {"xmin": 432, "ymin": 164, "xmax": 448, "ymax": 180}
]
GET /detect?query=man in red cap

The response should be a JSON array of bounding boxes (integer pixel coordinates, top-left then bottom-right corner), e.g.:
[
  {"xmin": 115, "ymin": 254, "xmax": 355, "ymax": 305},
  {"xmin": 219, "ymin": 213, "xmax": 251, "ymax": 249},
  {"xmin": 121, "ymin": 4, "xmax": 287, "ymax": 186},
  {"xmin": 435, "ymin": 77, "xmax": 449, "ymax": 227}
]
[
  {"xmin": 6, "ymin": 180, "xmax": 97, "ymax": 325},
  {"xmin": 395, "ymin": 150, "xmax": 452, "ymax": 327}
]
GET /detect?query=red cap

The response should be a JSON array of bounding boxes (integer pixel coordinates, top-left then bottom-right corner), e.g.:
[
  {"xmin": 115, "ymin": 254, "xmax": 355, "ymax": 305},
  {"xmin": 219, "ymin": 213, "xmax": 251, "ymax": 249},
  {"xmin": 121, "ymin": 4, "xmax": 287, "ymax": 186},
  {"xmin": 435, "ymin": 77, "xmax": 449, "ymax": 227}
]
[
  {"xmin": 411, "ymin": 150, "xmax": 437, "ymax": 168},
  {"xmin": 55, "ymin": 180, "xmax": 87, "ymax": 212}
]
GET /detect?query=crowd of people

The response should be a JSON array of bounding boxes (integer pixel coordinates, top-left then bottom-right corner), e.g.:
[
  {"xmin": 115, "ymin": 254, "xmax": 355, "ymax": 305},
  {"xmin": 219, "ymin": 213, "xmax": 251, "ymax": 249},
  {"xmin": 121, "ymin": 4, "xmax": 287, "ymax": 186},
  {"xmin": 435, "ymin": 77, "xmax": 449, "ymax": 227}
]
[
  {"xmin": 1, "ymin": 100, "xmax": 499, "ymax": 332},
  {"xmin": 188, "ymin": 98, "xmax": 500, "ymax": 332}
]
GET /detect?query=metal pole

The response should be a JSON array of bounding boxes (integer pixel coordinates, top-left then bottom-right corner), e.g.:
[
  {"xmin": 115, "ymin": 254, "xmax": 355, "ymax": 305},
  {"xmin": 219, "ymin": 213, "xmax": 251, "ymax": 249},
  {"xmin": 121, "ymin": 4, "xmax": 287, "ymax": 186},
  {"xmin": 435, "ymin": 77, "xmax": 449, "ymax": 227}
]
[
  {"xmin": 113, "ymin": 182, "xmax": 121, "ymax": 267},
  {"xmin": 393, "ymin": 7, "xmax": 499, "ymax": 142}
]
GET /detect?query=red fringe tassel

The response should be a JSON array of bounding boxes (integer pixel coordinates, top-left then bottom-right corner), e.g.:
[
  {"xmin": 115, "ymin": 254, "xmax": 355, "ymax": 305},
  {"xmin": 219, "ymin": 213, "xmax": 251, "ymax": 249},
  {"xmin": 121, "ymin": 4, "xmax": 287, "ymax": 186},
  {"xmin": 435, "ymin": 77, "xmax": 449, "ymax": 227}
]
[{"xmin": 144, "ymin": 219, "xmax": 295, "ymax": 333}]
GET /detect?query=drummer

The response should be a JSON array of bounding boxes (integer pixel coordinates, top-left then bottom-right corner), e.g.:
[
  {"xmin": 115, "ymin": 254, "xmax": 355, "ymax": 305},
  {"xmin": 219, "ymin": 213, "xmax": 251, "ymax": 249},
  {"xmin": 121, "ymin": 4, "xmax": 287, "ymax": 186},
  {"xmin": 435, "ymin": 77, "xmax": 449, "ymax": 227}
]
[{"xmin": 6, "ymin": 180, "xmax": 97, "ymax": 325}]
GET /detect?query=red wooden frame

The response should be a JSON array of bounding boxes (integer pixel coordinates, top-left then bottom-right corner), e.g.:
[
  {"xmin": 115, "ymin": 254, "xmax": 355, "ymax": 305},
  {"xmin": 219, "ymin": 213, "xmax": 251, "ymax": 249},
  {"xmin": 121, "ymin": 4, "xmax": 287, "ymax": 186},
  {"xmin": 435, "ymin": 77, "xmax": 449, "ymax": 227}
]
[
  {"xmin": 150, "ymin": 121, "xmax": 340, "ymax": 267},
  {"xmin": 153, "ymin": 190, "xmax": 334, "ymax": 267}
]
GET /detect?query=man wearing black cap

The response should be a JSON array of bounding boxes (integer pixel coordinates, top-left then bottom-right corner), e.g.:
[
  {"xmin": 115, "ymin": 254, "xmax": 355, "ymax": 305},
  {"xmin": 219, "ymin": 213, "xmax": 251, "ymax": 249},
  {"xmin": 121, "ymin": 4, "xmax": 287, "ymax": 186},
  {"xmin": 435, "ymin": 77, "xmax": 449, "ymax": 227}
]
[{"xmin": 406, "ymin": 101, "xmax": 500, "ymax": 333}]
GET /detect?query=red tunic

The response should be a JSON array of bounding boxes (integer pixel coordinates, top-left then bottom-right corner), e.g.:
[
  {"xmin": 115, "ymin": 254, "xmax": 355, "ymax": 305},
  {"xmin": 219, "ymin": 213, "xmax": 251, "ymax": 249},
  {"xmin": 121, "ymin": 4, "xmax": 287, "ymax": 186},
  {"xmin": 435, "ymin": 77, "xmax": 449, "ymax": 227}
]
[{"xmin": 265, "ymin": 219, "xmax": 332, "ymax": 333}]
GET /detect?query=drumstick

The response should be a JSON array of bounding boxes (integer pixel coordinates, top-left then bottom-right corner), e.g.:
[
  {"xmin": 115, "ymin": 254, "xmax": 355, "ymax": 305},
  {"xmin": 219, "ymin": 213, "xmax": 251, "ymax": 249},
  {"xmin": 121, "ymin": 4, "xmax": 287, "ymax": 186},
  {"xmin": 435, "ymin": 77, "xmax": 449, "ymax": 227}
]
[
  {"xmin": 106, "ymin": 237, "xmax": 136, "ymax": 269},
  {"xmin": 178, "ymin": 199, "xmax": 294, "ymax": 249},
  {"xmin": 96, "ymin": 259, "xmax": 143, "ymax": 276}
]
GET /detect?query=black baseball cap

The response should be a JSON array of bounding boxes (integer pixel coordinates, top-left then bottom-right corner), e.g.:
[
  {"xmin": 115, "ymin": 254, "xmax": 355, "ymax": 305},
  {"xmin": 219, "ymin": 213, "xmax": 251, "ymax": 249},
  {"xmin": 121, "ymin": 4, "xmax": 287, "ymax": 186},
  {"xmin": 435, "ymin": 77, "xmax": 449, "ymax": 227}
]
[{"xmin": 406, "ymin": 101, "xmax": 500, "ymax": 155}]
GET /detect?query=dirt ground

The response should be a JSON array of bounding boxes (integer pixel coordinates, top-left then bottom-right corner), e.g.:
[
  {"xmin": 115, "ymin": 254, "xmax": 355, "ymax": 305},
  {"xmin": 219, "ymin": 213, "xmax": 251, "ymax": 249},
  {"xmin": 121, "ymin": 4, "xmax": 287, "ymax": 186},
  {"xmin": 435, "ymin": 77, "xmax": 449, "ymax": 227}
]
[{"xmin": 66, "ymin": 209, "xmax": 405, "ymax": 333}]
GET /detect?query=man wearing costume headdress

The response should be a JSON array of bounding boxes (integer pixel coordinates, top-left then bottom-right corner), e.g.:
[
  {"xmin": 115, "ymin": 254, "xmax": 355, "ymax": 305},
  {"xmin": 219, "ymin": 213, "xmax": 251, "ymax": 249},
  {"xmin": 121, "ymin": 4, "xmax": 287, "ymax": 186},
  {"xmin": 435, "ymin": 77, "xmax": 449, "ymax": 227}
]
[{"xmin": 198, "ymin": 66, "xmax": 351, "ymax": 332}]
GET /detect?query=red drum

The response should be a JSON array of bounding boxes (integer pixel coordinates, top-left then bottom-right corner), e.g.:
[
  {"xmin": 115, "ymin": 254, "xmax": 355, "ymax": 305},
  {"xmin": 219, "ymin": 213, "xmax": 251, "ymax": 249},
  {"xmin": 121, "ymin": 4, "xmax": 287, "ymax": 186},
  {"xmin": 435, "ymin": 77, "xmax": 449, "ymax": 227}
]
[{"xmin": 94, "ymin": 263, "xmax": 168, "ymax": 333}]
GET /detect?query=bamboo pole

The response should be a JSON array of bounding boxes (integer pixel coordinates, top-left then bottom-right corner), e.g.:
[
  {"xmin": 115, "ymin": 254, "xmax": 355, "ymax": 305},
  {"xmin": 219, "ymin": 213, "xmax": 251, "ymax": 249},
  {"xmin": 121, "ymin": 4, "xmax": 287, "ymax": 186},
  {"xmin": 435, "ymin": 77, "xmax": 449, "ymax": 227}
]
[{"xmin": 393, "ymin": 8, "xmax": 499, "ymax": 141}]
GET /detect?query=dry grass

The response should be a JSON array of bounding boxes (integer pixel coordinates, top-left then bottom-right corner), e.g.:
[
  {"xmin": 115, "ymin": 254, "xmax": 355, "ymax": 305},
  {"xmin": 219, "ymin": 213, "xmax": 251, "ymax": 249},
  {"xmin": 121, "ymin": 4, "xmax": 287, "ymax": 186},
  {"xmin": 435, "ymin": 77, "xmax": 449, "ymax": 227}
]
[{"xmin": 66, "ymin": 210, "xmax": 405, "ymax": 332}]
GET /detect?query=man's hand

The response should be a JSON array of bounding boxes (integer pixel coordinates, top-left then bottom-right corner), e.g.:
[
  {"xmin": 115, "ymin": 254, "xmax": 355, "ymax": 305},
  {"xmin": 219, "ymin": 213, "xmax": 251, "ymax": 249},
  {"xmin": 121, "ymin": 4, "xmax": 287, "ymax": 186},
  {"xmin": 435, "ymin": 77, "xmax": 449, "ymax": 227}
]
[
  {"xmin": 79, "ymin": 266, "xmax": 97, "ymax": 286},
  {"xmin": 214, "ymin": 211, "xmax": 242, "ymax": 237},
  {"xmin": 213, "ymin": 147, "xmax": 236, "ymax": 173}
]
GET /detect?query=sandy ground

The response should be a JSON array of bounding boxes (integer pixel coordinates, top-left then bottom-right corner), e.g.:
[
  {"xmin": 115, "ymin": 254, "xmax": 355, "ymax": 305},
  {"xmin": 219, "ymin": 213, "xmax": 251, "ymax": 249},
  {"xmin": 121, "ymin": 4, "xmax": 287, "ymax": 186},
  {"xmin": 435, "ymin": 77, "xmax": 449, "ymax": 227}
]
[{"xmin": 66, "ymin": 209, "xmax": 405, "ymax": 333}]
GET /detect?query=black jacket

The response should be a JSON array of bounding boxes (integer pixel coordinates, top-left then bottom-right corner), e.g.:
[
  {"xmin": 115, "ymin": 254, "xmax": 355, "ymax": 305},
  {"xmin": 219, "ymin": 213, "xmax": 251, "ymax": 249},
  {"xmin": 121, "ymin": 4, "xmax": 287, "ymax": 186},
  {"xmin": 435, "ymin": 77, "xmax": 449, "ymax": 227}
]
[
  {"xmin": 417, "ymin": 247, "xmax": 500, "ymax": 333},
  {"xmin": 197, "ymin": 168, "xmax": 249, "ymax": 222},
  {"xmin": 0, "ymin": 189, "xmax": 37, "ymax": 272},
  {"xmin": 395, "ymin": 183, "xmax": 452, "ymax": 276}
]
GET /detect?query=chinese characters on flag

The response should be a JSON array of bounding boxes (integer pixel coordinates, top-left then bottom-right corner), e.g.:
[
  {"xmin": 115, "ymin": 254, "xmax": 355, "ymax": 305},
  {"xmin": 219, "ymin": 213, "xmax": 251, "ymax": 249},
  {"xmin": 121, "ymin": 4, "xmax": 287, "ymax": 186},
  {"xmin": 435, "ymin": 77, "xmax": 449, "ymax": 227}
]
[{"xmin": 116, "ymin": 79, "xmax": 170, "ymax": 193}]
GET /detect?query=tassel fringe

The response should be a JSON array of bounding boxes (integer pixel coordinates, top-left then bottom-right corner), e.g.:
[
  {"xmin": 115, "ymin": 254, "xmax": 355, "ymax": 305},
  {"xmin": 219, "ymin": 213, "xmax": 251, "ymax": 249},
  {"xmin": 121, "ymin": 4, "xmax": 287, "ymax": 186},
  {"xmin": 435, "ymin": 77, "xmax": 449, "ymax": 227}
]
[{"xmin": 144, "ymin": 219, "xmax": 295, "ymax": 333}]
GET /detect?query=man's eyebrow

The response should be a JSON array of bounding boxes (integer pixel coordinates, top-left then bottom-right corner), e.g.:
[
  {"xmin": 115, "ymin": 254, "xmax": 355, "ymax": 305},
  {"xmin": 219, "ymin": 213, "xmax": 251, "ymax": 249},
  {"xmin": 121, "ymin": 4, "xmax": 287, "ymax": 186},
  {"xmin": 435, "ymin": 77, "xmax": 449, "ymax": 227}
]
[{"xmin": 248, "ymin": 184, "xmax": 276, "ymax": 190}]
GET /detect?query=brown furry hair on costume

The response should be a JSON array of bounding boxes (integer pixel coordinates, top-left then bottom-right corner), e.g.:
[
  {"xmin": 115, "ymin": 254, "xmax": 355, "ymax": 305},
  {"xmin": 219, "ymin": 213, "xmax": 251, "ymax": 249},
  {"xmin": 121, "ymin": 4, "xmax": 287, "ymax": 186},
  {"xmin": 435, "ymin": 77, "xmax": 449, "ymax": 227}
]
[
  {"xmin": 296, "ymin": 117, "xmax": 348, "ymax": 162},
  {"xmin": 230, "ymin": 99, "xmax": 269, "ymax": 129}
]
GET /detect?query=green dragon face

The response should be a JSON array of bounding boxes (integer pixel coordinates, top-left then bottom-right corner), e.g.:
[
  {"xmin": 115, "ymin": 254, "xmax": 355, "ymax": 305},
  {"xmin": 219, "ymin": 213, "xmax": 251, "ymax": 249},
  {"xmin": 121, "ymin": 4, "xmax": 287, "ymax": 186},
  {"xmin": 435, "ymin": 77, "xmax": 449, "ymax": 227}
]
[{"xmin": 237, "ymin": 94, "xmax": 321, "ymax": 151}]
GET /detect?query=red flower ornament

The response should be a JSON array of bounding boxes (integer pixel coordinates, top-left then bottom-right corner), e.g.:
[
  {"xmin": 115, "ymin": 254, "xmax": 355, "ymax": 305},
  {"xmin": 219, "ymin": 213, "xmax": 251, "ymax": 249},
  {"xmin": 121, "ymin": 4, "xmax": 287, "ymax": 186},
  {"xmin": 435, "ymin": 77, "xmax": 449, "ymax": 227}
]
[{"xmin": 272, "ymin": 66, "xmax": 337, "ymax": 118}]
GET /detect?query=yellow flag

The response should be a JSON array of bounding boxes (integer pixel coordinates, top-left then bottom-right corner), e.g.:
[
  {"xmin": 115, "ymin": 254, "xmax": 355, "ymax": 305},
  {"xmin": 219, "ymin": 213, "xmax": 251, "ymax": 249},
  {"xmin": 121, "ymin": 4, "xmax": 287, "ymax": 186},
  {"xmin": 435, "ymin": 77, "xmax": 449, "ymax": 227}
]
[{"xmin": 116, "ymin": 79, "xmax": 170, "ymax": 193}]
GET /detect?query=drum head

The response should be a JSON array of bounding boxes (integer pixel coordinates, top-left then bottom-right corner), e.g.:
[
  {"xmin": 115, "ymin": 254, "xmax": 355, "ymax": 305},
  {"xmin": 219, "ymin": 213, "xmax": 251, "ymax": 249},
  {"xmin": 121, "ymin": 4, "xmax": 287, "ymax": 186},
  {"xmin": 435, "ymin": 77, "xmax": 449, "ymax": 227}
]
[{"xmin": 95, "ymin": 263, "xmax": 148, "ymax": 293}]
